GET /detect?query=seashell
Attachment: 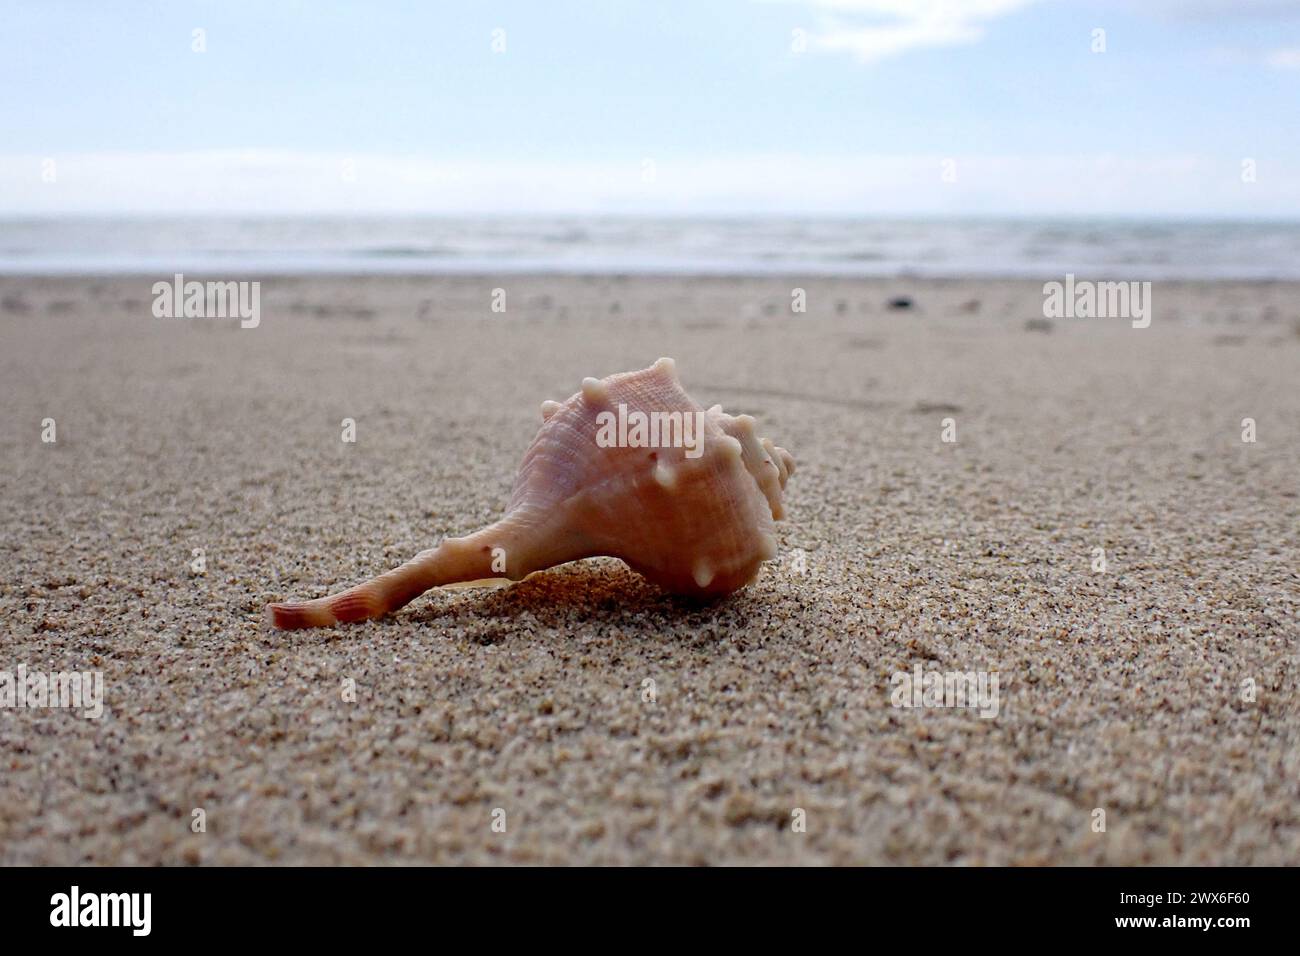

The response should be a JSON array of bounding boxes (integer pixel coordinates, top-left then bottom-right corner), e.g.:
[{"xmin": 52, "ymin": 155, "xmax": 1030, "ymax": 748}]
[{"xmin": 267, "ymin": 357, "xmax": 795, "ymax": 629}]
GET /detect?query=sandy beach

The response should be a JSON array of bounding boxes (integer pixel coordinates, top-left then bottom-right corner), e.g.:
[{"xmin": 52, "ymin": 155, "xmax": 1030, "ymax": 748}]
[{"xmin": 0, "ymin": 272, "xmax": 1296, "ymax": 865}]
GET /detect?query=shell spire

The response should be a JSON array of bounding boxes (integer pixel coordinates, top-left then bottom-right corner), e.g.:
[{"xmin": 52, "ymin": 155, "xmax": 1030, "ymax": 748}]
[{"xmin": 267, "ymin": 358, "xmax": 796, "ymax": 629}]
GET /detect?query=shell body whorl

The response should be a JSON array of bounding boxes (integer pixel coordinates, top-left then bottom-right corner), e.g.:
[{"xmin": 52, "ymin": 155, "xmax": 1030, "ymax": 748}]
[{"xmin": 499, "ymin": 357, "xmax": 794, "ymax": 596}]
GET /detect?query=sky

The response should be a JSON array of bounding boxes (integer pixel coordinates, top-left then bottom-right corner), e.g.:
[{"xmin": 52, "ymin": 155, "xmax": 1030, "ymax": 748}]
[{"xmin": 2, "ymin": 0, "xmax": 1300, "ymax": 218}]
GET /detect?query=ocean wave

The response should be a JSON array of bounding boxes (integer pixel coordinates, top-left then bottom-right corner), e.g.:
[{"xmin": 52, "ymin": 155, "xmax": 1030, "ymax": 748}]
[{"xmin": 2, "ymin": 217, "xmax": 1299, "ymax": 279}]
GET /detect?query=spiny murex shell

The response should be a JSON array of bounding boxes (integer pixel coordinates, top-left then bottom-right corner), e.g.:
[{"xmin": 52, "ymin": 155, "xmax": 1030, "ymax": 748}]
[{"xmin": 268, "ymin": 357, "xmax": 795, "ymax": 629}]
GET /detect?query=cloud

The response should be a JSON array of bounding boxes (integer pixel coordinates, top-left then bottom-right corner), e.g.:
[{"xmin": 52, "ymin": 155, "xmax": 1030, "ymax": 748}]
[
  {"xmin": 3, "ymin": 149, "xmax": 1299, "ymax": 218},
  {"xmin": 1141, "ymin": 0, "xmax": 1300, "ymax": 20},
  {"xmin": 1265, "ymin": 46, "xmax": 1300, "ymax": 68},
  {"xmin": 1210, "ymin": 44, "xmax": 1300, "ymax": 69},
  {"xmin": 778, "ymin": 0, "xmax": 1037, "ymax": 63}
]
